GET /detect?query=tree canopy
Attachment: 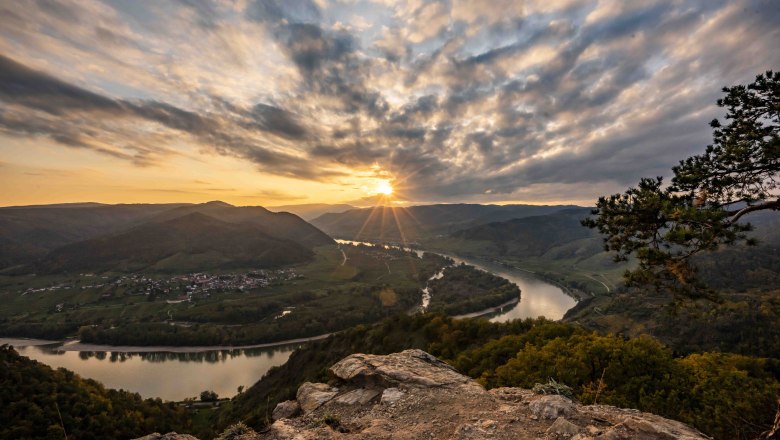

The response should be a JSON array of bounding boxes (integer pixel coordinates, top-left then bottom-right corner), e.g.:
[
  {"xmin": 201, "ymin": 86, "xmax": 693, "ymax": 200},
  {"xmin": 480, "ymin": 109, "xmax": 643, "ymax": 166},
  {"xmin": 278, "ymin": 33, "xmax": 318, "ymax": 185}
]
[{"xmin": 584, "ymin": 70, "xmax": 779, "ymax": 296}]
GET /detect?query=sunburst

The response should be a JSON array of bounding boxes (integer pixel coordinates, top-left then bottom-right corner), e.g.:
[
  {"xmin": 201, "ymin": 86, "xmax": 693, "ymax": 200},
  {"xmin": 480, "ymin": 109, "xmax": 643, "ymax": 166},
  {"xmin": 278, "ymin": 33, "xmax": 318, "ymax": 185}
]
[{"xmin": 374, "ymin": 180, "xmax": 394, "ymax": 196}]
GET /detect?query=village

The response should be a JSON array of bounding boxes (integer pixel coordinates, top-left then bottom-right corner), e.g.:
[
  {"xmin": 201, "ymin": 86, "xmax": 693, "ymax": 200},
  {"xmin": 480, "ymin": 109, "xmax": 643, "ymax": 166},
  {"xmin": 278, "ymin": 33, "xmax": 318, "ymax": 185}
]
[{"xmin": 19, "ymin": 268, "xmax": 301, "ymax": 304}]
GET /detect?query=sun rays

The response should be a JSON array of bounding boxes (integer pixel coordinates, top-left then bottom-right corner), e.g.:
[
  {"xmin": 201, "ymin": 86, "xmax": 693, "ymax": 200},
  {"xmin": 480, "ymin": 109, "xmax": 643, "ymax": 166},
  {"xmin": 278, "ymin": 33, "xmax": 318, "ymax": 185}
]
[{"xmin": 374, "ymin": 180, "xmax": 394, "ymax": 196}]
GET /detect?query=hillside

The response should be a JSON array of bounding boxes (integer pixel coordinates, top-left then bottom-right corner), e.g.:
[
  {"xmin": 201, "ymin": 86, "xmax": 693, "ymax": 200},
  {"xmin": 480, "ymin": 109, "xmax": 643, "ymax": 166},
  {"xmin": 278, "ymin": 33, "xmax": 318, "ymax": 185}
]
[
  {"xmin": 310, "ymin": 203, "xmax": 577, "ymax": 242},
  {"xmin": 144, "ymin": 201, "xmax": 333, "ymax": 249},
  {"xmin": 36, "ymin": 212, "xmax": 315, "ymax": 273},
  {"xmin": 442, "ymin": 207, "xmax": 597, "ymax": 257},
  {"xmin": 209, "ymin": 314, "xmax": 779, "ymax": 440},
  {"xmin": 0, "ymin": 345, "xmax": 191, "ymax": 439},
  {"xmin": 0, "ymin": 201, "xmax": 333, "ymax": 274},
  {"xmin": 0, "ymin": 203, "xmax": 189, "ymax": 269}
]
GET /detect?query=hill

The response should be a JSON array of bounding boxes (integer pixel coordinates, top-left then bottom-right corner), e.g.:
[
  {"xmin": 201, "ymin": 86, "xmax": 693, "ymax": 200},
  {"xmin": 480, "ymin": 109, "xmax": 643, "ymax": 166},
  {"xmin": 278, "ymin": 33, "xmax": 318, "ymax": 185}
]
[
  {"xmin": 443, "ymin": 207, "xmax": 597, "ymax": 257},
  {"xmin": 0, "ymin": 345, "xmax": 191, "ymax": 439},
  {"xmin": 310, "ymin": 203, "xmax": 578, "ymax": 242},
  {"xmin": 146, "ymin": 201, "xmax": 333, "ymax": 249},
  {"xmin": 0, "ymin": 203, "xmax": 189, "ymax": 269},
  {"xmin": 36, "ymin": 212, "xmax": 315, "ymax": 273},
  {"xmin": 268, "ymin": 203, "xmax": 355, "ymax": 221},
  {"xmin": 0, "ymin": 201, "xmax": 333, "ymax": 273}
]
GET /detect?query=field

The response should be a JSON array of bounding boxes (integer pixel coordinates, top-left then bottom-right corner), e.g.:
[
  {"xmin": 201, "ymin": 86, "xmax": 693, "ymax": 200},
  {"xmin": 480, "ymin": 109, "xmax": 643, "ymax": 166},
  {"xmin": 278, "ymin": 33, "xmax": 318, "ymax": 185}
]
[{"xmin": 0, "ymin": 244, "xmax": 448, "ymax": 345}]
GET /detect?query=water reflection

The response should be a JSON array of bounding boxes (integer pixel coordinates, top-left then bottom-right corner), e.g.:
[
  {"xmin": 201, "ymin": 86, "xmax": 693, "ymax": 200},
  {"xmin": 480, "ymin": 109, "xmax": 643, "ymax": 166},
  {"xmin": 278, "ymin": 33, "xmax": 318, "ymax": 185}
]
[
  {"xmin": 6, "ymin": 341, "xmax": 296, "ymax": 401},
  {"xmin": 71, "ymin": 346, "xmax": 292, "ymax": 363},
  {"xmin": 447, "ymin": 258, "xmax": 577, "ymax": 322}
]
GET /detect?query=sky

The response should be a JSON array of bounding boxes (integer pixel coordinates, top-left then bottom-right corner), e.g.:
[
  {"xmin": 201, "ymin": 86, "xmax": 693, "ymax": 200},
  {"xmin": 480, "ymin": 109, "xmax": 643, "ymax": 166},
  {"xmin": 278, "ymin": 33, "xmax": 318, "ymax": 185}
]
[{"xmin": 0, "ymin": 0, "xmax": 778, "ymax": 207}]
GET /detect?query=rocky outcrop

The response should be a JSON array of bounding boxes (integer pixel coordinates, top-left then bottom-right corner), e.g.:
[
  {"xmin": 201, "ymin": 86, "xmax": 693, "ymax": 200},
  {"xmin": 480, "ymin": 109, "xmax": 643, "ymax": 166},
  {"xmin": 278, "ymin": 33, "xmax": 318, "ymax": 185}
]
[
  {"xmin": 258, "ymin": 349, "xmax": 708, "ymax": 439},
  {"xmin": 146, "ymin": 349, "xmax": 709, "ymax": 440}
]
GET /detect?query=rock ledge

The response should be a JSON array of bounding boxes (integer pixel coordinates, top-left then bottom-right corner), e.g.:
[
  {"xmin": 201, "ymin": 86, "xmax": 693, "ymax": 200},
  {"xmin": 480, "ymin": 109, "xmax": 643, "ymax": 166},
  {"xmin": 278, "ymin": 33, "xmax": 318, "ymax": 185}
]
[{"xmin": 142, "ymin": 349, "xmax": 710, "ymax": 440}]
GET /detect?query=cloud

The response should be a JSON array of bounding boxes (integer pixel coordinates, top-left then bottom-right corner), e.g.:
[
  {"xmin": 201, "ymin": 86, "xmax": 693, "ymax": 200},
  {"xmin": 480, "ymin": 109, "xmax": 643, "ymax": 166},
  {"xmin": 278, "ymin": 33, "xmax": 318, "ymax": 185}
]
[
  {"xmin": 0, "ymin": 54, "xmax": 122, "ymax": 114},
  {"xmin": 246, "ymin": 104, "xmax": 309, "ymax": 140},
  {"xmin": 1, "ymin": 0, "xmax": 778, "ymax": 204}
]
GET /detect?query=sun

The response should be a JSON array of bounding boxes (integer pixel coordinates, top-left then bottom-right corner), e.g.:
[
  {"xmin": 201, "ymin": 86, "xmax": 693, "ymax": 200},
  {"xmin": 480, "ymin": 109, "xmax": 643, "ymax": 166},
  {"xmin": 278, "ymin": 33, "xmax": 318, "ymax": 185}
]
[{"xmin": 375, "ymin": 180, "xmax": 394, "ymax": 196}]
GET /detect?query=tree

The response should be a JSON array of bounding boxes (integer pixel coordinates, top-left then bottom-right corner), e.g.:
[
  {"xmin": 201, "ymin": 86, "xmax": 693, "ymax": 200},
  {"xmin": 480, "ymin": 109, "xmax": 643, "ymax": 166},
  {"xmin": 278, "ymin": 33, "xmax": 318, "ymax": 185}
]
[
  {"xmin": 200, "ymin": 390, "xmax": 219, "ymax": 402},
  {"xmin": 583, "ymin": 70, "xmax": 779, "ymax": 297}
]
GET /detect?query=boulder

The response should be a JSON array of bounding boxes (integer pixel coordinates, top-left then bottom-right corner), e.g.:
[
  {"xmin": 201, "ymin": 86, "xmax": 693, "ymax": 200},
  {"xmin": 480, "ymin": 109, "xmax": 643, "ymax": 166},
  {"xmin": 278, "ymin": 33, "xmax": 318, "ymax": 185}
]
[
  {"xmin": 329, "ymin": 349, "xmax": 479, "ymax": 390},
  {"xmin": 271, "ymin": 400, "xmax": 301, "ymax": 421},
  {"xmin": 529, "ymin": 395, "xmax": 576, "ymax": 420},
  {"xmin": 547, "ymin": 416, "xmax": 581, "ymax": 438},
  {"xmin": 333, "ymin": 388, "xmax": 380, "ymax": 405},
  {"xmin": 296, "ymin": 382, "xmax": 338, "ymax": 413}
]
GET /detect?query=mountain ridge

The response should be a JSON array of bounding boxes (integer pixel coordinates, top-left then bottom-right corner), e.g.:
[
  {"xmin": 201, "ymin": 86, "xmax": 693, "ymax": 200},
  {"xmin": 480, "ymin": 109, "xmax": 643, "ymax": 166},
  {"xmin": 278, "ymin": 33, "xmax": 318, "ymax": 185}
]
[
  {"xmin": 35, "ymin": 211, "xmax": 316, "ymax": 273},
  {"xmin": 310, "ymin": 203, "xmax": 581, "ymax": 242}
]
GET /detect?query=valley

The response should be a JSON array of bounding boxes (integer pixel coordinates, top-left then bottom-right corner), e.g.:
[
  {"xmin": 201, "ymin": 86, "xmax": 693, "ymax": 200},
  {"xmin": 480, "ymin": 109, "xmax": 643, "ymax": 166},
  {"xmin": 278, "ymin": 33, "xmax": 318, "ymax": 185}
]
[{"xmin": 2, "ymin": 5, "xmax": 779, "ymax": 439}]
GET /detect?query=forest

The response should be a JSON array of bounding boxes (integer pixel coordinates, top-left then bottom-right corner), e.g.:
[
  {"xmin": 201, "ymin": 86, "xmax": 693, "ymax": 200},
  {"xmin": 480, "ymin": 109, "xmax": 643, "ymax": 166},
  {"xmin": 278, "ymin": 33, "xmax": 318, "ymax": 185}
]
[
  {"xmin": 425, "ymin": 263, "xmax": 520, "ymax": 315},
  {"xmin": 0, "ymin": 345, "xmax": 192, "ymax": 439}
]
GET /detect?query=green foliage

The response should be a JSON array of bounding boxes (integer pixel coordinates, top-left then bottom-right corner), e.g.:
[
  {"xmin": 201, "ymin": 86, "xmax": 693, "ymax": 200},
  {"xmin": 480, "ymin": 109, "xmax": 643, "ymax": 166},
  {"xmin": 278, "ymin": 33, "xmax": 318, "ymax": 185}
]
[
  {"xmin": 472, "ymin": 329, "xmax": 778, "ymax": 440},
  {"xmin": 564, "ymin": 288, "xmax": 780, "ymax": 358},
  {"xmin": 532, "ymin": 378, "xmax": 573, "ymax": 399},
  {"xmin": 672, "ymin": 71, "xmax": 780, "ymax": 204},
  {"xmin": 215, "ymin": 314, "xmax": 779, "ymax": 440},
  {"xmin": 584, "ymin": 71, "xmax": 780, "ymax": 296},
  {"xmin": 215, "ymin": 421, "xmax": 253, "ymax": 440},
  {"xmin": 0, "ymin": 344, "xmax": 192, "ymax": 439}
]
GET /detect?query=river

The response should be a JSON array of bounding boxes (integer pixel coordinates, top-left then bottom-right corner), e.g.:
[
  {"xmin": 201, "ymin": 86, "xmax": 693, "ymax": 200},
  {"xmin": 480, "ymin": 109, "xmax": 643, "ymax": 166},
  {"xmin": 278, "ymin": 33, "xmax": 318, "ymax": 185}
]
[
  {"xmin": 4, "ymin": 243, "xmax": 575, "ymax": 401},
  {"xmin": 336, "ymin": 240, "xmax": 577, "ymax": 322},
  {"xmin": 2, "ymin": 338, "xmax": 298, "ymax": 401}
]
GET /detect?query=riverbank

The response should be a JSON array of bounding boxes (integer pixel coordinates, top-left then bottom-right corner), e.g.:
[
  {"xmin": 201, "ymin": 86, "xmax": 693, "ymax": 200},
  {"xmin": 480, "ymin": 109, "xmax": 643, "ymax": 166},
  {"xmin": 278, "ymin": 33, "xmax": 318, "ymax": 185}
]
[
  {"xmin": 0, "ymin": 337, "xmax": 61, "ymax": 346},
  {"xmin": 1, "ymin": 332, "xmax": 333, "ymax": 353},
  {"xmin": 432, "ymin": 252, "xmax": 590, "ymax": 301},
  {"xmin": 451, "ymin": 297, "xmax": 520, "ymax": 319}
]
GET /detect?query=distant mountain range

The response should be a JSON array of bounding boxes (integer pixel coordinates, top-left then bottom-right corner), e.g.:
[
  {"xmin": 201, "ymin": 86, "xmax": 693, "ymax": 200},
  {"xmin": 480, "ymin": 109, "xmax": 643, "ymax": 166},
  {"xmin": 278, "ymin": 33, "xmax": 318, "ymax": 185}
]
[
  {"xmin": 0, "ymin": 201, "xmax": 332, "ymax": 273},
  {"xmin": 268, "ymin": 203, "xmax": 355, "ymax": 221},
  {"xmin": 310, "ymin": 203, "xmax": 580, "ymax": 242},
  {"xmin": 446, "ymin": 207, "xmax": 598, "ymax": 257}
]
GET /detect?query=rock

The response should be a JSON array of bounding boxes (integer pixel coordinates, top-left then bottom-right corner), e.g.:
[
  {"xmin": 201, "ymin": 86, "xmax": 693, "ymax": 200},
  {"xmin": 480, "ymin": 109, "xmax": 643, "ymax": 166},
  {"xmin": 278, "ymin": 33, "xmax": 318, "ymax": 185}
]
[
  {"xmin": 296, "ymin": 382, "xmax": 339, "ymax": 413},
  {"xmin": 586, "ymin": 425, "xmax": 603, "ymax": 436},
  {"xmin": 183, "ymin": 350, "xmax": 708, "ymax": 440},
  {"xmin": 547, "ymin": 417, "xmax": 581, "ymax": 438},
  {"xmin": 329, "ymin": 349, "xmax": 478, "ymax": 390},
  {"xmin": 334, "ymin": 388, "xmax": 380, "ymax": 405},
  {"xmin": 529, "ymin": 395, "xmax": 576, "ymax": 420},
  {"xmin": 271, "ymin": 400, "xmax": 300, "ymax": 421},
  {"xmin": 134, "ymin": 433, "xmax": 199, "ymax": 440},
  {"xmin": 380, "ymin": 387, "xmax": 404, "ymax": 405},
  {"xmin": 596, "ymin": 414, "xmax": 701, "ymax": 440}
]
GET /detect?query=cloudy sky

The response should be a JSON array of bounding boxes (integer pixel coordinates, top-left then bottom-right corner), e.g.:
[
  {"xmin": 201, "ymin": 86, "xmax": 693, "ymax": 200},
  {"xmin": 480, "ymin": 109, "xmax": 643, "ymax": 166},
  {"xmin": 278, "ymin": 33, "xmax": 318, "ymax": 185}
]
[{"xmin": 1, "ymin": 0, "xmax": 778, "ymax": 207}]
